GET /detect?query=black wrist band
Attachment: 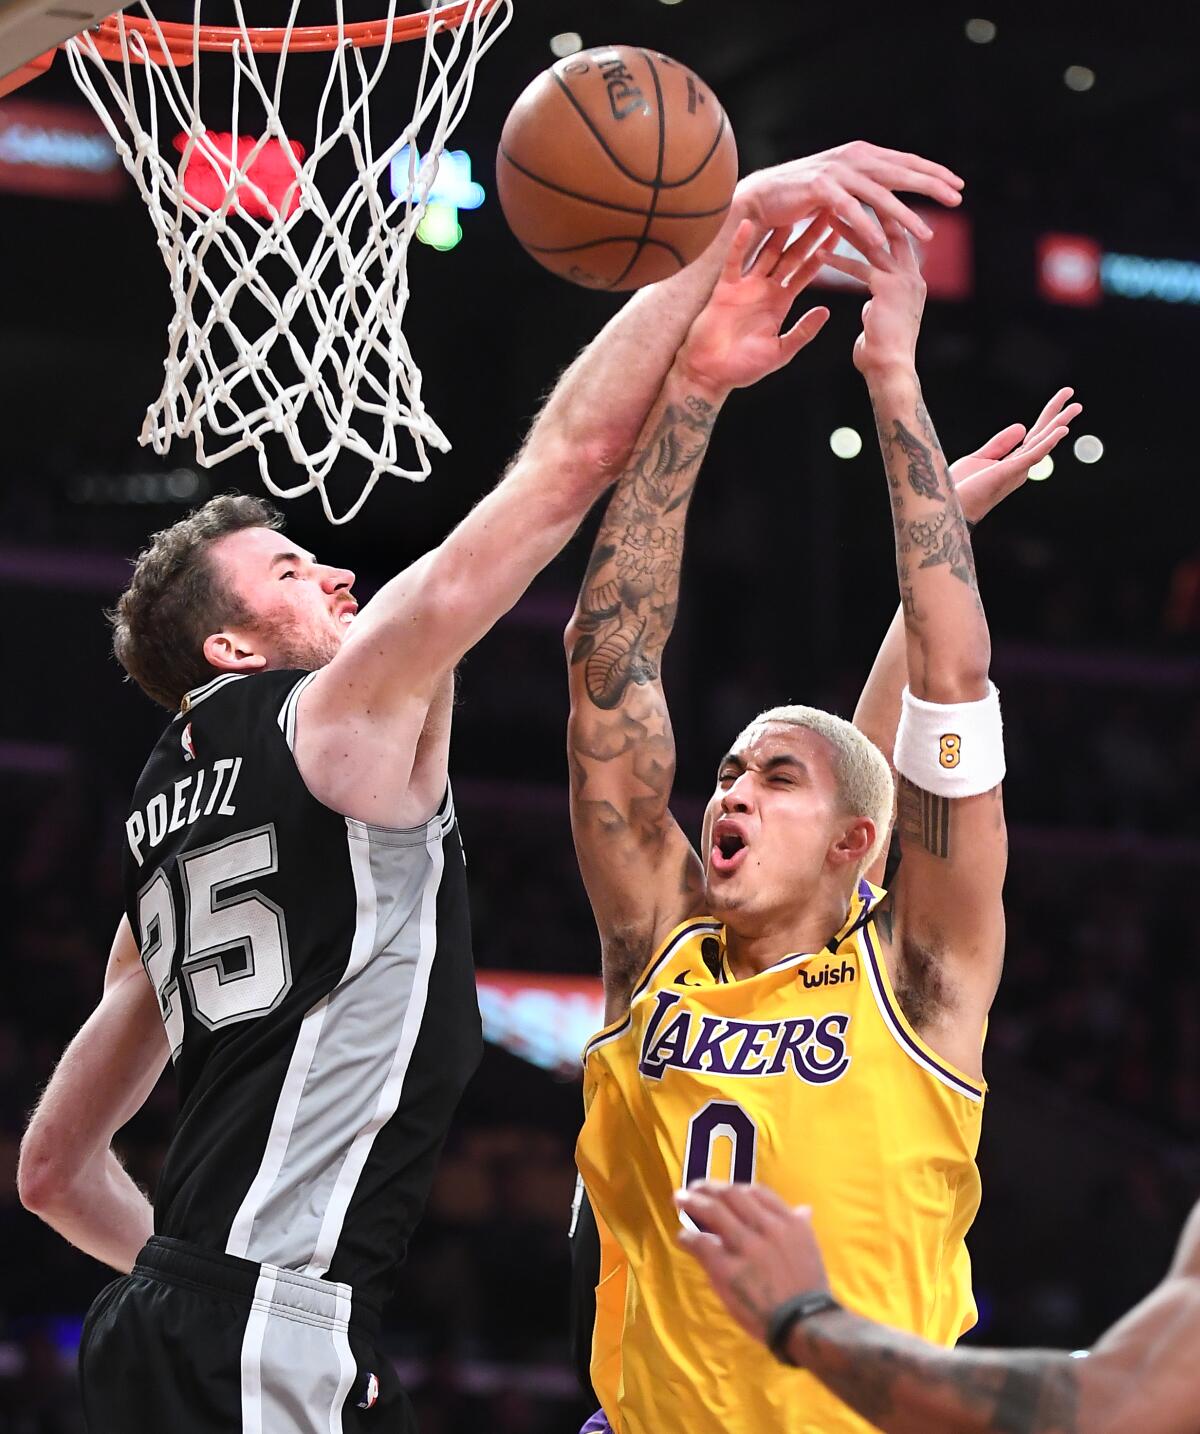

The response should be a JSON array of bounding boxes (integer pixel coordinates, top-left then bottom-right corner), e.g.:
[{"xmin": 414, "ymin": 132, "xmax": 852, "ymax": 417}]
[{"xmin": 765, "ymin": 1291, "xmax": 841, "ymax": 1365}]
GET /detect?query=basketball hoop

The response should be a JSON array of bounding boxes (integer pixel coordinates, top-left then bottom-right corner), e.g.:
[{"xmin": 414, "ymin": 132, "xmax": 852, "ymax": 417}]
[{"xmin": 61, "ymin": 1, "xmax": 513, "ymax": 522}]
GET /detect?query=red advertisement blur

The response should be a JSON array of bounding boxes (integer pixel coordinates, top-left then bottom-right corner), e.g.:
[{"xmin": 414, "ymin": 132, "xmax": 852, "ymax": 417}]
[{"xmin": 1037, "ymin": 232, "xmax": 1103, "ymax": 306}]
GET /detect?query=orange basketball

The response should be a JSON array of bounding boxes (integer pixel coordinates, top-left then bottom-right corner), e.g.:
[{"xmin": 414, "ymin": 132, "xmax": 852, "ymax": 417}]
[{"xmin": 496, "ymin": 45, "xmax": 738, "ymax": 291}]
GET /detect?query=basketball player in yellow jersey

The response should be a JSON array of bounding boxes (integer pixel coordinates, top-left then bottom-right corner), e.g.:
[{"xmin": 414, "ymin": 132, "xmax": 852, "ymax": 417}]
[{"xmin": 566, "ymin": 214, "xmax": 1080, "ymax": 1434}]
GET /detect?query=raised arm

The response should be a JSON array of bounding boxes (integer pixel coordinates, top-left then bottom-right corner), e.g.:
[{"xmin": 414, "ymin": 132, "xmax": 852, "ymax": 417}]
[
  {"xmin": 18, "ymin": 917, "xmax": 168, "ymax": 1272},
  {"xmin": 567, "ymin": 221, "xmax": 834, "ymax": 1017},
  {"xmin": 677, "ymin": 1181, "xmax": 1200, "ymax": 1434},
  {"xmin": 294, "ymin": 149, "xmax": 964, "ymax": 827},
  {"xmin": 828, "ymin": 221, "xmax": 1072, "ymax": 1030},
  {"xmin": 853, "ymin": 394, "xmax": 1082, "ymax": 885}
]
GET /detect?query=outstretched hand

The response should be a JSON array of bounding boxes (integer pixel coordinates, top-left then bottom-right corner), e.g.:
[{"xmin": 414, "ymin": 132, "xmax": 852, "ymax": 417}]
[
  {"xmin": 675, "ymin": 1180, "xmax": 831, "ymax": 1344},
  {"xmin": 952, "ymin": 388, "xmax": 1082, "ymax": 523},
  {"xmin": 737, "ymin": 140, "xmax": 964, "ymax": 253},
  {"xmin": 821, "ymin": 215, "xmax": 928, "ymax": 377},
  {"xmin": 678, "ymin": 219, "xmax": 834, "ymax": 393}
]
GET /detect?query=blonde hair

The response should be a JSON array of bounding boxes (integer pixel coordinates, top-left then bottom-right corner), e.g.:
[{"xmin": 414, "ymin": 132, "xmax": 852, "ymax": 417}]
[{"xmin": 739, "ymin": 705, "xmax": 895, "ymax": 876}]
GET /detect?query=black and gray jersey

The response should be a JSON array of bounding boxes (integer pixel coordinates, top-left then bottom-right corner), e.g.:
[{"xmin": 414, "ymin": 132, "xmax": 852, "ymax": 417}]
[{"xmin": 122, "ymin": 669, "xmax": 482, "ymax": 1311}]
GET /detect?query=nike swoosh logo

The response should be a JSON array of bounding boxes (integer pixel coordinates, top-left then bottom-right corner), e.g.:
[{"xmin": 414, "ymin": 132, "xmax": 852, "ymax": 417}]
[{"xmin": 675, "ymin": 973, "xmax": 702, "ymax": 986}]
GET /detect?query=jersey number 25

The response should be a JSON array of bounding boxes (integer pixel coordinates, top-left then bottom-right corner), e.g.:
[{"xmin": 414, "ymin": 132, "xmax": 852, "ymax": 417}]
[{"xmin": 136, "ymin": 824, "xmax": 293, "ymax": 1058}]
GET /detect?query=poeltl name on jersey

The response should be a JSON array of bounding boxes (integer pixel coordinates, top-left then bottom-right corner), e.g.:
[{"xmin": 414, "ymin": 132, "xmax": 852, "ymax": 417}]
[{"xmin": 125, "ymin": 758, "xmax": 244, "ymax": 864}]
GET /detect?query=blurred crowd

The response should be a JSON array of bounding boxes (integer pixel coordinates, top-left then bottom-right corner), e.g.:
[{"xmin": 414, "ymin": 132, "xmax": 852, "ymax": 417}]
[{"xmin": 3, "ymin": 568, "xmax": 1198, "ymax": 1428}]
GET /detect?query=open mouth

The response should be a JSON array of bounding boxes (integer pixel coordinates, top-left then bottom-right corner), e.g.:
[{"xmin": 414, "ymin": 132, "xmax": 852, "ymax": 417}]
[{"xmin": 710, "ymin": 827, "xmax": 748, "ymax": 875}]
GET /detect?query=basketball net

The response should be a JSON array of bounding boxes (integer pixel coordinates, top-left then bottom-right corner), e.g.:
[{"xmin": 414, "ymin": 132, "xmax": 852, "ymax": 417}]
[{"xmin": 63, "ymin": 1, "xmax": 513, "ymax": 522}]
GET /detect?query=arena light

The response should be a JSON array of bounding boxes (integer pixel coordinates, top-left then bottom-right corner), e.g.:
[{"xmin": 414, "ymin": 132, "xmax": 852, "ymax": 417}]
[
  {"xmin": 67, "ymin": 466, "xmax": 208, "ymax": 506},
  {"xmin": 964, "ymin": 18, "xmax": 997, "ymax": 43},
  {"xmin": 1039, "ymin": 233, "xmax": 1200, "ymax": 308},
  {"xmin": 390, "ymin": 145, "xmax": 484, "ymax": 251},
  {"xmin": 1064, "ymin": 65, "xmax": 1096, "ymax": 92},
  {"xmin": 1073, "ymin": 434, "xmax": 1103, "ymax": 464},
  {"xmin": 549, "ymin": 31, "xmax": 582, "ymax": 57},
  {"xmin": 1027, "ymin": 455, "xmax": 1054, "ymax": 482},
  {"xmin": 1102, "ymin": 251, "xmax": 1200, "ymax": 305},
  {"xmin": 476, "ymin": 972, "xmax": 604, "ymax": 1077},
  {"xmin": 830, "ymin": 426, "xmax": 863, "ymax": 459},
  {"xmin": 0, "ymin": 97, "xmax": 123, "ymax": 199}
]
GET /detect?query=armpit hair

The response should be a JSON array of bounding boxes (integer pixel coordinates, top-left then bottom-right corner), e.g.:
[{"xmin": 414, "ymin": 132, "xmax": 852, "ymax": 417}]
[
  {"xmin": 893, "ymin": 932, "xmax": 952, "ymax": 1032},
  {"xmin": 601, "ymin": 925, "xmax": 652, "ymax": 1008}
]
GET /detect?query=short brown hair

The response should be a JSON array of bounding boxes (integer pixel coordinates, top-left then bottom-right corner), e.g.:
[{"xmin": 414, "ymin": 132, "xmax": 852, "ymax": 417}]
[{"xmin": 108, "ymin": 493, "xmax": 284, "ymax": 710}]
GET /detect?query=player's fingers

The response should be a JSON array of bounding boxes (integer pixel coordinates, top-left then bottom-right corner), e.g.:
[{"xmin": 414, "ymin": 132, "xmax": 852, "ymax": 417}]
[
  {"xmin": 1028, "ymin": 386, "xmax": 1076, "ymax": 435},
  {"xmin": 879, "ymin": 215, "xmax": 921, "ymax": 274},
  {"xmin": 706, "ymin": 1181, "xmax": 780, "ymax": 1239},
  {"xmin": 675, "ymin": 1187, "xmax": 747, "ymax": 1250},
  {"xmin": 779, "ymin": 239, "xmax": 833, "ymax": 292},
  {"xmin": 750, "ymin": 225, "xmax": 791, "ymax": 277},
  {"xmin": 857, "ymin": 145, "xmax": 965, "ymax": 191},
  {"xmin": 820, "ymin": 249, "xmax": 871, "ymax": 285},
  {"xmin": 973, "ymin": 423, "xmax": 1028, "ymax": 462},
  {"xmin": 741, "ymin": 1182, "xmax": 794, "ymax": 1221},
  {"xmin": 723, "ymin": 219, "xmax": 760, "ymax": 282},
  {"xmin": 827, "ymin": 193, "xmax": 888, "ymax": 253},
  {"xmin": 827, "ymin": 213, "xmax": 893, "ymax": 268},
  {"xmin": 1026, "ymin": 402, "xmax": 1082, "ymax": 446},
  {"xmin": 846, "ymin": 176, "xmax": 933, "ymax": 243},
  {"xmin": 864, "ymin": 159, "xmax": 964, "ymax": 208},
  {"xmin": 780, "ymin": 306, "xmax": 830, "ymax": 360},
  {"xmin": 677, "ymin": 1226, "xmax": 726, "ymax": 1268},
  {"xmin": 775, "ymin": 220, "xmax": 833, "ymax": 283},
  {"xmin": 1014, "ymin": 425, "xmax": 1070, "ymax": 466}
]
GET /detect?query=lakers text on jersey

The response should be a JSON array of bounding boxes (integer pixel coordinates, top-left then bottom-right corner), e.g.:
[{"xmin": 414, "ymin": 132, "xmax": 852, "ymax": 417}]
[{"xmin": 576, "ymin": 880, "xmax": 985, "ymax": 1434}]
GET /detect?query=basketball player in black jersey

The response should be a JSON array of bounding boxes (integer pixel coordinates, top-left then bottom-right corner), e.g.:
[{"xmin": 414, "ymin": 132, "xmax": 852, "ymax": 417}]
[{"xmin": 17, "ymin": 143, "xmax": 967, "ymax": 1433}]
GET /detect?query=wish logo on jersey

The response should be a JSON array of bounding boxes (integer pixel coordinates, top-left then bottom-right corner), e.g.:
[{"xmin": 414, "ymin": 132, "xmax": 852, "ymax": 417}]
[{"xmin": 637, "ymin": 989, "xmax": 852, "ymax": 1085}]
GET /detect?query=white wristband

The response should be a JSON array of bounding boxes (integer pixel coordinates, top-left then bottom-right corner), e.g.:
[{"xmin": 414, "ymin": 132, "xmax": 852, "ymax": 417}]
[{"xmin": 894, "ymin": 683, "xmax": 1005, "ymax": 799}]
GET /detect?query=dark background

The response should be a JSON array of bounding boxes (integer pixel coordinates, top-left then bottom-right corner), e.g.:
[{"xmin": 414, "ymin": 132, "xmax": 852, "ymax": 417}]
[{"xmin": 3, "ymin": 1, "xmax": 1200, "ymax": 1428}]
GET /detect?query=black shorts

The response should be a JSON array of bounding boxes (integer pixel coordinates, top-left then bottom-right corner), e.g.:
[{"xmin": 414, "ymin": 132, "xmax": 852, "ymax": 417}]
[{"xmin": 79, "ymin": 1236, "xmax": 415, "ymax": 1434}]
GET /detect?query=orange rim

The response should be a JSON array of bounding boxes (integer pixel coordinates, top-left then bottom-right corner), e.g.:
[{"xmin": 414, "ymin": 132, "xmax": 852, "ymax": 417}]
[{"xmin": 86, "ymin": 1, "xmax": 502, "ymax": 62}]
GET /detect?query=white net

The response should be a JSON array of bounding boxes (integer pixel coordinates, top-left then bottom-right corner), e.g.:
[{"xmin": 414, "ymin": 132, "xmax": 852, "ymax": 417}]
[{"xmin": 64, "ymin": 0, "xmax": 513, "ymax": 522}]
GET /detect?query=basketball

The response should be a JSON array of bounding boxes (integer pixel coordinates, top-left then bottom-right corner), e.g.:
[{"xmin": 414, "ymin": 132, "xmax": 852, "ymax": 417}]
[{"xmin": 496, "ymin": 45, "xmax": 738, "ymax": 291}]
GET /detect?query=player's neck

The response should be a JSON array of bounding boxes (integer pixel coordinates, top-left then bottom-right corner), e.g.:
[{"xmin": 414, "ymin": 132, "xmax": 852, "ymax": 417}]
[{"xmin": 722, "ymin": 886, "xmax": 855, "ymax": 980}]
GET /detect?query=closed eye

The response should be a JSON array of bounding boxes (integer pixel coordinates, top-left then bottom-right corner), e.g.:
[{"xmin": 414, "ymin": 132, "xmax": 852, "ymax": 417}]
[{"xmin": 279, "ymin": 570, "xmax": 297, "ymax": 580}]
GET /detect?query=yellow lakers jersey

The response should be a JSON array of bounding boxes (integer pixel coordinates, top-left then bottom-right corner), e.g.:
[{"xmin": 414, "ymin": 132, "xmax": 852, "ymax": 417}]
[{"xmin": 577, "ymin": 879, "xmax": 985, "ymax": 1434}]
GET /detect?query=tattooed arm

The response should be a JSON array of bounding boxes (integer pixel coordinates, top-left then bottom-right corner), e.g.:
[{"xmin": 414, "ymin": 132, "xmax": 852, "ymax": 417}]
[
  {"xmin": 565, "ymin": 375, "xmax": 719, "ymax": 1016},
  {"xmin": 567, "ymin": 221, "xmax": 834, "ymax": 1019},
  {"xmin": 677, "ymin": 1181, "xmax": 1200, "ymax": 1434},
  {"xmin": 824, "ymin": 222, "xmax": 1073, "ymax": 1059},
  {"xmin": 852, "ymin": 395, "xmax": 1083, "ymax": 887}
]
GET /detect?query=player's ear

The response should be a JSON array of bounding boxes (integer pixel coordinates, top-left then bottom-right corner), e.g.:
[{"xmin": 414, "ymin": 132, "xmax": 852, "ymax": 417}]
[
  {"xmin": 202, "ymin": 630, "xmax": 268, "ymax": 675},
  {"xmin": 830, "ymin": 817, "xmax": 873, "ymax": 870}
]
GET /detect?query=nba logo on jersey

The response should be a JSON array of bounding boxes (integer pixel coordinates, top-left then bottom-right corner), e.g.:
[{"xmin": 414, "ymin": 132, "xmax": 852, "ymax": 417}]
[
  {"xmin": 357, "ymin": 1373, "xmax": 379, "ymax": 1410},
  {"xmin": 180, "ymin": 722, "xmax": 196, "ymax": 762}
]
